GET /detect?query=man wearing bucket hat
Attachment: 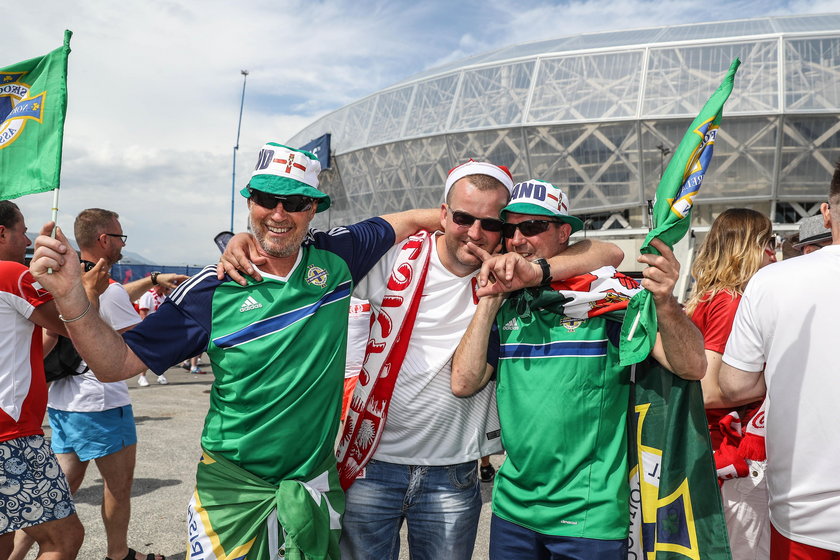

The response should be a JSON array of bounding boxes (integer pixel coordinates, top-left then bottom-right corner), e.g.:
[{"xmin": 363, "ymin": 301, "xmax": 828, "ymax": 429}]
[
  {"xmin": 221, "ymin": 161, "xmax": 624, "ymax": 559},
  {"xmin": 452, "ymin": 179, "xmax": 705, "ymax": 559},
  {"xmin": 28, "ymin": 142, "xmax": 443, "ymax": 560},
  {"xmin": 793, "ymin": 214, "xmax": 832, "ymax": 255}
]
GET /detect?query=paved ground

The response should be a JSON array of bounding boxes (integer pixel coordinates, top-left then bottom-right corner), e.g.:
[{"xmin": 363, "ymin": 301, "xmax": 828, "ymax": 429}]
[{"xmin": 24, "ymin": 362, "xmax": 502, "ymax": 559}]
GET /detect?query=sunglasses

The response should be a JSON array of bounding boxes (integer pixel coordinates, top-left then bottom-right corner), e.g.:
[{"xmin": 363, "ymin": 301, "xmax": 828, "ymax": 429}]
[
  {"xmin": 248, "ymin": 188, "xmax": 315, "ymax": 213},
  {"xmin": 449, "ymin": 209, "xmax": 504, "ymax": 232},
  {"xmin": 501, "ymin": 220, "xmax": 561, "ymax": 238},
  {"xmin": 102, "ymin": 233, "xmax": 127, "ymax": 243}
]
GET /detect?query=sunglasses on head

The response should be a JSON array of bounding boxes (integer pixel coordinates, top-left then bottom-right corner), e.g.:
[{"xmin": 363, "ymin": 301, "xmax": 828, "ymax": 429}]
[
  {"xmin": 248, "ymin": 188, "xmax": 314, "ymax": 213},
  {"xmin": 449, "ymin": 209, "xmax": 504, "ymax": 232},
  {"xmin": 501, "ymin": 219, "xmax": 561, "ymax": 238}
]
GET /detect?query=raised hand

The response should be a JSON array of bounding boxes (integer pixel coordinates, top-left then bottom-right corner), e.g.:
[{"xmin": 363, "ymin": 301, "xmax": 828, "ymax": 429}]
[
  {"xmin": 468, "ymin": 242, "xmax": 541, "ymax": 297},
  {"xmin": 30, "ymin": 222, "xmax": 84, "ymax": 299}
]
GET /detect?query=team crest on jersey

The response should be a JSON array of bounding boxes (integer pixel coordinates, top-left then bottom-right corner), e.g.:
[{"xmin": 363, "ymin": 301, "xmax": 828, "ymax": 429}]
[
  {"xmin": 502, "ymin": 317, "xmax": 519, "ymax": 331},
  {"xmin": 305, "ymin": 264, "xmax": 328, "ymax": 287},
  {"xmin": 560, "ymin": 317, "xmax": 584, "ymax": 332},
  {"xmin": 0, "ymin": 73, "xmax": 46, "ymax": 149}
]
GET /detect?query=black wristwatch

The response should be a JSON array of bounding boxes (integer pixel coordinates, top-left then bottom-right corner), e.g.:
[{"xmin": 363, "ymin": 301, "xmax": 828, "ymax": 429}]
[
  {"xmin": 150, "ymin": 271, "xmax": 161, "ymax": 286},
  {"xmin": 534, "ymin": 258, "xmax": 552, "ymax": 285}
]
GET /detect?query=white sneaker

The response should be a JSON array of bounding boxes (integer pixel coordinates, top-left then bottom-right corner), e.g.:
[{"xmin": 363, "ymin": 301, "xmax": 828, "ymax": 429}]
[
  {"xmin": 138, "ymin": 375, "xmax": 150, "ymax": 387},
  {"xmin": 157, "ymin": 374, "xmax": 168, "ymax": 385}
]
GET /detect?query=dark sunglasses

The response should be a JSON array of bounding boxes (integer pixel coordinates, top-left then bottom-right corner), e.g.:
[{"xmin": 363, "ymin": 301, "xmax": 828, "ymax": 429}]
[
  {"xmin": 449, "ymin": 209, "xmax": 504, "ymax": 232},
  {"xmin": 102, "ymin": 233, "xmax": 127, "ymax": 243},
  {"xmin": 248, "ymin": 188, "xmax": 314, "ymax": 213},
  {"xmin": 501, "ymin": 219, "xmax": 561, "ymax": 238}
]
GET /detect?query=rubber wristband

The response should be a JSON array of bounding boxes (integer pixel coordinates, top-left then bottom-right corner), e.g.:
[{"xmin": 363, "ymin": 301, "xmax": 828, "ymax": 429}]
[
  {"xmin": 59, "ymin": 300, "xmax": 92, "ymax": 323},
  {"xmin": 534, "ymin": 258, "xmax": 552, "ymax": 285}
]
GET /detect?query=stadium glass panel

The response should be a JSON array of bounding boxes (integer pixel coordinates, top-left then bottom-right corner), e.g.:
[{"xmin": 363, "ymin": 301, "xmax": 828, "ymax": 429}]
[
  {"xmin": 528, "ymin": 51, "xmax": 644, "ymax": 123},
  {"xmin": 643, "ymin": 41, "xmax": 779, "ymax": 116},
  {"xmin": 785, "ymin": 37, "xmax": 840, "ymax": 112},
  {"xmin": 367, "ymin": 86, "xmax": 414, "ymax": 145},
  {"xmin": 335, "ymin": 97, "xmax": 378, "ymax": 152},
  {"xmin": 778, "ymin": 115, "xmax": 840, "ymax": 199},
  {"xmin": 403, "ymin": 74, "xmax": 460, "ymax": 137},
  {"xmin": 446, "ymin": 129, "xmax": 528, "ymax": 179},
  {"xmin": 525, "ymin": 122, "xmax": 642, "ymax": 212},
  {"xmin": 400, "ymin": 136, "xmax": 453, "ymax": 199},
  {"xmin": 450, "ymin": 62, "xmax": 535, "ymax": 129}
]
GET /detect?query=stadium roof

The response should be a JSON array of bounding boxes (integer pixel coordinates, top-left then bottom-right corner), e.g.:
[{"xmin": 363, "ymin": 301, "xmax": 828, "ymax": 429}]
[{"xmin": 396, "ymin": 14, "xmax": 840, "ymax": 86}]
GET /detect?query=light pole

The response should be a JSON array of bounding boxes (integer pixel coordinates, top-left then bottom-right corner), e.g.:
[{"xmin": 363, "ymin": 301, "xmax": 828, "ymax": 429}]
[{"xmin": 230, "ymin": 70, "xmax": 249, "ymax": 232}]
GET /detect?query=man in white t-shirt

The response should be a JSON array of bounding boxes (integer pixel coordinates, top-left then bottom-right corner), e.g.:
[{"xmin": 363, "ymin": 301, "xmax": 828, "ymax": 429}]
[
  {"xmin": 335, "ymin": 162, "xmax": 624, "ymax": 560},
  {"xmin": 720, "ymin": 160, "xmax": 840, "ymax": 559},
  {"xmin": 46, "ymin": 209, "xmax": 164, "ymax": 560}
]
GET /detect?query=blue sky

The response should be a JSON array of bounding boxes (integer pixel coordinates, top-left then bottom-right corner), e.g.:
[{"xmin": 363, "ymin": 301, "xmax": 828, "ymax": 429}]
[{"xmin": 2, "ymin": 0, "xmax": 833, "ymax": 264}]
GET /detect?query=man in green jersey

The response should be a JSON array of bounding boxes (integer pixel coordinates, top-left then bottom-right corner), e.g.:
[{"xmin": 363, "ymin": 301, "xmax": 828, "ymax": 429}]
[
  {"xmin": 29, "ymin": 143, "xmax": 440, "ymax": 560},
  {"xmin": 451, "ymin": 179, "xmax": 706, "ymax": 559}
]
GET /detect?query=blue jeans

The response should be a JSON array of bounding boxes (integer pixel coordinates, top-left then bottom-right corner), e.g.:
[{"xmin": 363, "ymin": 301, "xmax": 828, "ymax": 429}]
[
  {"xmin": 340, "ymin": 459, "xmax": 482, "ymax": 560},
  {"xmin": 490, "ymin": 514, "xmax": 627, "ymax": 560}
]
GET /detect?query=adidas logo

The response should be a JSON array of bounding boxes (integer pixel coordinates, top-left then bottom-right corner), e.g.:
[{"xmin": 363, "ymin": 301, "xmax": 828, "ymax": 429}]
[
  {"xmin": 502, "ymin": 318, "xmax": 519, "ymax": 331},
  {"xmin": 239, "ymin": 296, "xmax": 263, "ymax": 312}
]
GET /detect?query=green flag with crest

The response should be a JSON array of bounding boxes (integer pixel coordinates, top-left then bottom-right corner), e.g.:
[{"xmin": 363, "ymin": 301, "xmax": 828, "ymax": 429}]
[{"xmin": 0, "ymin": 30, "xmax": 71, "ymax": 199}]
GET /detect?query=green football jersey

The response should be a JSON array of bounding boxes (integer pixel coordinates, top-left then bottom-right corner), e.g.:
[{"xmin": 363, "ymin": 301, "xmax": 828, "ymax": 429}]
[
  {"xmin": 492, "ymin": 302, "xmax": 631, "ymax": 540},
  {"xmin": 125, "ymin": 219, "xmax": 394, "ymax": 483}
]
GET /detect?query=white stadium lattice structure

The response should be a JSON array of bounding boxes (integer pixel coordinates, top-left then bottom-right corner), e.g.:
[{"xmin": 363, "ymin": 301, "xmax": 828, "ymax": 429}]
[{"xmin": 289, "ymin": 14, "xmax": 840, "ymax": 268}]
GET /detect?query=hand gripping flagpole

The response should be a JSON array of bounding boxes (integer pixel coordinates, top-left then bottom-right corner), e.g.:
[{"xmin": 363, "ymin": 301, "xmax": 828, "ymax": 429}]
[{"xmin": 621, "ymin": 58, "xmax": 740, "ymax": 363}]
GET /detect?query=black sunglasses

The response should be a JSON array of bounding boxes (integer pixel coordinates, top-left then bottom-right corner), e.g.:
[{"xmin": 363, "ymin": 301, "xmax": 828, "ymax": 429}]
[
  {"xmin": 248, "ymin": 188, "xmax": 315, "ymax": 213},
  {"xmin": 501, "ymin": 219, "xmax": 561, "ymax": 238},
  {"xmin": 449, "ymin": 209, "xmax": 504, "ymax": 232},
  {"xmin": 102, "ymin": 233, "xmax": 127, "ymax": 243}
]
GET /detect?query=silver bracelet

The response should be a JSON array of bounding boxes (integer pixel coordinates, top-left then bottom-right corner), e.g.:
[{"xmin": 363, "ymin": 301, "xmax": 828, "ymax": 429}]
[{"xmin": 59, "ymin": 301, "xmax": 92, "ymax": 323}]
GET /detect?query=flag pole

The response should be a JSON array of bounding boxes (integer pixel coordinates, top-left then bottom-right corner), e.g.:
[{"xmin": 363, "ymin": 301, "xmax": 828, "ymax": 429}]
[{"xmin": 230, "ymin": 69, "xmax": 249, "ymax": 232}]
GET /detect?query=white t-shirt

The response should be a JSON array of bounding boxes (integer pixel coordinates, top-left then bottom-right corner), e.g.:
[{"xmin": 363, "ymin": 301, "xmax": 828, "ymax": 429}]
[
  {"xmin": 354, "ymin": 232, "xmax": 503, "ymax": 465},
  {"xmin": 49, "ymin": 282, "xmax": 141, "ymax": 412},
  {"xmin": 345, "ymin": 297, "xmax": 370, "ymax": 379},
  {"xmin": 723, "ymin": 245, "xmax": 840, "ymax": 552}
]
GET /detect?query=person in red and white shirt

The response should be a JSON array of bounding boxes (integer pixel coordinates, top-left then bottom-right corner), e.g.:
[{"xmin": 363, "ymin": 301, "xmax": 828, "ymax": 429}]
[
  {"xmin": 136, "ymin": 285, "xmax": 172, "ymax": 387},
  {"xmin": 0, "ymin": 200, "xmax": 84, "ymax": 559}
]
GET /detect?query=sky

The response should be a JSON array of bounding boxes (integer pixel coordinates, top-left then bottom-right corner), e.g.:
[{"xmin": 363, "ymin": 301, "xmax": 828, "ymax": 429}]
[{"xmin": 3, "ymin": 0, "xmax": 835, "ymax": 265}]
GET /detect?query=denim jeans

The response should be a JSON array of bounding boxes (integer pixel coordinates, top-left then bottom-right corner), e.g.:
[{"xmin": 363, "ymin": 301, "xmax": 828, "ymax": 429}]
[
  {"xmin": 340, "ymin": 459, "xmax": 482, "ymax": 560},
  {"xmin": 490, "ymin": 514, "xmax": 627, "ymax": 560}
]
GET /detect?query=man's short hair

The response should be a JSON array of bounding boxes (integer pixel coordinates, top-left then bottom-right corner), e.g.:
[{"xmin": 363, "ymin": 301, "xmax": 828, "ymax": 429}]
[
  {"xmin": 445, "ymin": 174, "xmax": 510, "ymax": 206},
  {"xmin": 0, "ymin": 200, "xmax": 21, "ymax": 228},
  {"xmin": 75, "ymin": 208, "xmax": 120, "ymax": 249},
  {"xmin": 831, "ymin": 159, "xmax": 840, "ymax": 203}
]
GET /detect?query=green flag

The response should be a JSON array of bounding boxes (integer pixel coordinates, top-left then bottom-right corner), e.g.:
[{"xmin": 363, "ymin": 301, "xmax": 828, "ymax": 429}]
[
  {"xmin": 0, "ymin": 30, "xmax": 72, "ymax": 199},
  {"xmin": 627, "ymin": 361, "xmax": 732, "ymax": 559},
  {"xmin": 620, "ymin": 58, "xmax": 741, "ymax": 366}
]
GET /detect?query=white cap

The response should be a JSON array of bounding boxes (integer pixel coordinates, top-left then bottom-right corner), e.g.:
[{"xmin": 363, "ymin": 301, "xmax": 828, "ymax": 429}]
[{"xmin": 444, "ymin": 160, "xmax": 514, "ymax": 200}]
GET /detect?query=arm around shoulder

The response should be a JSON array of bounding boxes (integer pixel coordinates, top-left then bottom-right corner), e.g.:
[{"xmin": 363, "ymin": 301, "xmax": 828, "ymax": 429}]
[
  {"xmin": 549, "ymin": 239, "xmax": 624, "ymax": 279},
  {"xmin": 379, "ymin": 208, "xmax": 441, "ymax": 243}
]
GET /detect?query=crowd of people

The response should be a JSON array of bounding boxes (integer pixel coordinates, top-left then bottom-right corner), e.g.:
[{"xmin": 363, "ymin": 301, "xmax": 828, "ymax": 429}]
[{"xmin": 1, "ymin": 141, "xmax": 838, "ymax": 560}]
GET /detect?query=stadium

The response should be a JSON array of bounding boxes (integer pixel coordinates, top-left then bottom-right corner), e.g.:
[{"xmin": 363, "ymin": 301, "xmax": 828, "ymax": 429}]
[{"xmin": 288, "ymin": 14, "xmax": 840, "ymax": 287}]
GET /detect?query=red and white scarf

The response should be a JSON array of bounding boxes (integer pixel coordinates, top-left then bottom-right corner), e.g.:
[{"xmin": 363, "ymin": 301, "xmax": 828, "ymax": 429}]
[
  {"xmin": 715, "ymin": 398, "xmax": 767, "ymax": 480},
  {"xmin": 335, "ymin": 231, "xmax": 433, "ymax": 490}
]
